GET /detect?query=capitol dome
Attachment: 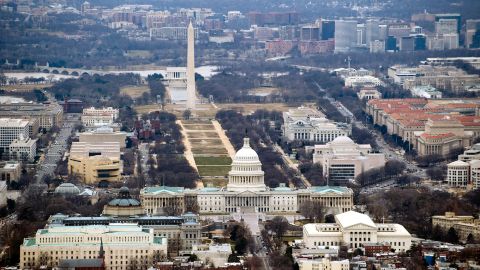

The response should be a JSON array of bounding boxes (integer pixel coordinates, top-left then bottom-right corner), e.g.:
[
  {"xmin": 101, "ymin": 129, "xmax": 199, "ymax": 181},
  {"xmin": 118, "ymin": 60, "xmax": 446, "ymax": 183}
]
[
  {"xmin": 55, "ymin": 183, "xmax": 80, "ymax": 195},
  {"xmin": 331, "ymin": 136, "xmax": 354, "ymax": 145},
  {"xmin": 233, "ymin": 138, "xmax": 260, "ymax": 162},
  {"xmin": 227, "ymin": 137, "xmax": 266, "ymax": 192}
]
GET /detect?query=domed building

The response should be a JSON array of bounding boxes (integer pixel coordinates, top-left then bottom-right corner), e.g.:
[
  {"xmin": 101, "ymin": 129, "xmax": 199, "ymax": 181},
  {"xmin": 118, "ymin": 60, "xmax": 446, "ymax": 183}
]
[
  {"xmin": 311, "ymin": 136, "xmax": 386, "ymax": 186},
  {"xmin": 226, "ymin": 138, "xmax": 266, "ymax": 192},
  {"xmin": 141, "ymin": 137, "xmax": 355, "ymax": 216},
  {"xmin": 103, "ymin": 187, "xmax": 144, "ymax": 216}
]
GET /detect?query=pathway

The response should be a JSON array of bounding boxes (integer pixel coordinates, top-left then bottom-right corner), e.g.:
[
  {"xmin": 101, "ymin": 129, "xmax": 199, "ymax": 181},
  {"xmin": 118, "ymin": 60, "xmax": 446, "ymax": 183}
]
[
  {"xmin": 177, "ymin": 120, "xmax": 203, "ymax": 188},
  {"xmin": 212, "ymin": 120, "xmax": 236, "ymax": 159}
]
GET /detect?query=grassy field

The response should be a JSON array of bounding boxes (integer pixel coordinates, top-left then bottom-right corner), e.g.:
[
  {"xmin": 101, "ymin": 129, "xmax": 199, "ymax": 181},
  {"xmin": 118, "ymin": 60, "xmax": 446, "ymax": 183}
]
[
  {"xmin": 192, "ymin": 148, "xmax": 228, "ymax": 155},
  {"xmin": 120, "ymin": 85, "xmax": 150, "ymax": 98},
  {"xmin": 217, "ymin": 103, "xmax": 294, "ymax": 115},
  {"xmin": 194, "ymin": 156, "xmax": 232, "ymax": 166},
  {"xmin": 187, "ymin": 131, "xmax": 219, "ymax": 138},
  {"xmin": 202, "ymin": 177, "xmax": 229, "ymax": 187},
  {"xmin": 197, "ymin": 165, "xmax": 231, "ymax": 177},
  {"xmin": 134, "ymin": 104, "xmax": 162, "ymax": 114}
]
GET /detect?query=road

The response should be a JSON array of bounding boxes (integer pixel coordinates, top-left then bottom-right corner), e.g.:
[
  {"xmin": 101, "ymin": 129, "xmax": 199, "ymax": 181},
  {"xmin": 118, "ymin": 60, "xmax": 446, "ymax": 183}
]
[
  {"xmin": 273, "ymin": 144, "xmax": 310, "ymax": 188},
  {"xmin": 255, "ymin": 233, "xmax": 271, "ymax": 270},
  {"xmin": 35, "ymin": 113, "xmax": 79, "ymax": 186}
]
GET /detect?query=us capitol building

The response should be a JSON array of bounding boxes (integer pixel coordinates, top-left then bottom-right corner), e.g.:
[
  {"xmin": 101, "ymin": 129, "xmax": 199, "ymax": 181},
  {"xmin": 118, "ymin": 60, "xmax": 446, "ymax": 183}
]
[{"xmin": 141, "ymin": 138, "xmax": 354, "ymax": 215}]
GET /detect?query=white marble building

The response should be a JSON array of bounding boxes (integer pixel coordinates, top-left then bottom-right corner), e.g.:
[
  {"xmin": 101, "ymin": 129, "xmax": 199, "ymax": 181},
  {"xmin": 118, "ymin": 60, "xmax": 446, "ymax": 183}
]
[
  {"xmin": 282, "ymin": 106, "xmax": 351, "ymax": 143},
  {"xmin": 141, "ymin": 138, "xmax": 354, "ymax": 215},
  {"xmin": 303, "ymin": 211, "xmax": 412, "ymax": 253},
  {"xmin": 309, "ymin": 136, "xmax": 385, "ymax": 185}
]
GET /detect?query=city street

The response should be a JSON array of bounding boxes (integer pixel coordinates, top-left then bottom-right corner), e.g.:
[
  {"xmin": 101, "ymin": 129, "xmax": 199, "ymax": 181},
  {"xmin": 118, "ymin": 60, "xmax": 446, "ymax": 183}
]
[{"xmin": 35, "ymin": 113, "xmax": 79, "ymax": 186}]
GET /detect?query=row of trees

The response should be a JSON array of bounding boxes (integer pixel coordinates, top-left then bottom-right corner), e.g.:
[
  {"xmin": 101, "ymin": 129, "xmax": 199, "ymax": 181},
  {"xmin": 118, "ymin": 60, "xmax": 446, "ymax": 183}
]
[
  {"xmin": 216, "ymin": 109, "xmax": 301, "ymax": 187},
  {"xmin": 355, "ymin": 159, "xmax": 407, "ymax": 186},
  {"xmin": 361, "ymin": 187, "xmax": 480, "ymax": 239},
  {"xmin": 145, "ymin": 111, "xmax": 198, "ymax": 189}
]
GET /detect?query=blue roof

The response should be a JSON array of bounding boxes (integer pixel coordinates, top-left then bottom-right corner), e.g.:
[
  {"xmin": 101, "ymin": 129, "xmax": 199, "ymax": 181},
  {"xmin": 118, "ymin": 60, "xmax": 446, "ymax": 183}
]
[
  {"xmin": 198, "ymin": 187, "xmax": 221, "ymax": 192},
  {"xmin": 143, "ymin": 186, "xmax": 185, "ymax": 194},
  {"xmin": 309, "ymin": 186, "xmax": 350, "ymax": 194}
]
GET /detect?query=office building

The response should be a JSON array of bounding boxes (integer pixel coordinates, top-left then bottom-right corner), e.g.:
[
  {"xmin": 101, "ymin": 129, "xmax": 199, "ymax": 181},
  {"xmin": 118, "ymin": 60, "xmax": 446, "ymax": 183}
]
[
  {"xmin": 459, "ymin": 143, "xmax": 480, "ymax": 162},
  {"xmin": 297, "ymin": 258, "xmax": 349, "ymax": 270},
  {"xmin": 301, "ymin": 25, "xmax": 320, "ymax": 41},
  {"xmin": 366, "ymin": 98, "xmax": 480, "ymax": 157},
  {"xmin": 0, "ymin": 102, "xmax": 63, "ymax": 129},
  {"xmin": 303, "ymin": 211, "xmax": 412, "ymax": 252},
  {"xmin": 0, "ymin": 161, "xmax": 21, "ymax": 183},
  {"xmin": 79, "ymin": 126, "xmax": 127, "ymax": 149},
  {"xmin": 191, "ymin": 244, "xmax": 232, "ymax": 267},
  {"xmin": 282, "ymin": 106, "xmax": 351, "ymax": 143},
  {"xmin": 466, "ymin": 19, "xmax": 480, "ymax": 48},
  {"xmin": 19, "ymin": 224, "xmax": 168, "ymax": 270},
  {"xmin": 357, "ymin": 88, "xmax": 382, "ymax": 100},
  {"xmin": 435, "ymin": 13, "xmax": 461, "ymax": 34},
  {"xmin": 9, "ymin": 138, "xmax": 37, "ymax": 161},
  {"xmin": 435, "ymin": 19, "xmax": 458, "ymax": 35},
  {"xmin": 81, "ymin": 107, "xmax": 119, "ymax": 128},
  {"xmin": 370, "ymin": 39, "xmax": 385, "ymax": 53},
  {"xmin": 365, "ymin": 19, "xmax": 380, "ymax": 45},
  {"xmin": 432, "ymin": 212, "xmax": 478, "ymax": 243},
  {"xmin": 447, "ymin": 160, "xmax": 470, "ymax": 188},
  {"xmin": 410, "ymin": 85, "xmax": 442, "ymax": 99},
  {"xmin": 334, "ymin": 20, "xmax": 357, "ymax": 53},
  {"xmin": 310, "ymin": 137, "xmax": 385, "ymax": 185},
  {"xmin": 385, "ymin": 36, "xmax": 398, "ymax": 51},
  {"xmin": 68, "ymin": 142, "xmax": 121, "ymax": 185},
  {"xmin": 0, "ymin": 118, "xmax": 29, "ymax": 151},
  {"xmin": 321, "ymin": 20, "xmax": 335, "ymax": 40}
]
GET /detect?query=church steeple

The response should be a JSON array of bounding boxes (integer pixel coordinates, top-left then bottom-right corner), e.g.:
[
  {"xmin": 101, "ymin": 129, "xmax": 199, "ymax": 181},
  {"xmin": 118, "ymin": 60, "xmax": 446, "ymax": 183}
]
[{"xmin": 98, "ymin": 239, "xmax": 105, "ymax": 259}]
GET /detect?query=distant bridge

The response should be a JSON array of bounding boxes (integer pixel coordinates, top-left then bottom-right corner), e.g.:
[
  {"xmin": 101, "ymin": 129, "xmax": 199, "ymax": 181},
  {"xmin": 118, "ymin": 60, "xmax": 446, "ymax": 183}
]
[{"xmin": 34, "ymin": 66, "xmax": 108, "ymax": 76}]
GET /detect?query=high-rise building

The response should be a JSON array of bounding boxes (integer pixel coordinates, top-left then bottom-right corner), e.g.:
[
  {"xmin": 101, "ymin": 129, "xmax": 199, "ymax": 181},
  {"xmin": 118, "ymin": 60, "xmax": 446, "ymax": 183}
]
[
  {"xmin": 435, "ymin": 18, "xmax": 458, "ymax": 35},
  {"xmin": 334, "ymin": 20, "xmax": 357, "ymax": 53},
  {"xmin": 300, "ymin": 25, "xmax": 320, "ymax": 41},
  {"xmin": 399, "ymin": 36, "xmax": 415, "ymax": 51},
  {"xmin": 435, "ymin": 13, "xmax": 461, "ymax": 34},
  {"xmin": 365, "ymin": 19, "xmax": 380, "ymax": 44},
  {"xmin": 356, "ymin": 23, "xmax": 366, "ymax": 45},
  {"xmin": 385, "ymin": 36, "xmax": 398, "ymax": 51},
  {"xmin": 279, "ymin": 25, "xmax": 298, "ymax": 40},
  {"xmin": 466, "ymin": 19, "xmax": 480, "ymax": 48},
  {"xmin": 413, "ymin": 34, "xmax": 427, "ymax": 50},
  {"xmin": 321, "ymin": 20, "xmax": 335, "ymax": 40}
]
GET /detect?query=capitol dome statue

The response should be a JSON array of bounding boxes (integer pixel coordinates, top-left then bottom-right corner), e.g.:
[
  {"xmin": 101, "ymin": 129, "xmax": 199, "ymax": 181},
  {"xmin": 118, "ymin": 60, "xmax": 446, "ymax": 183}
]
[{"xmin": 226, "ymin": 137, "xmax": 267, "ymax": 192}]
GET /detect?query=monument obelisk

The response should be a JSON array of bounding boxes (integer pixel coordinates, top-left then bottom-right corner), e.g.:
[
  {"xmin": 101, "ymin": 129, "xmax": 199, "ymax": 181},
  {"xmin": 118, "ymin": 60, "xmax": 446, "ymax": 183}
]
[{"xmin": 186, "ymin": 21, "xmax": 196, "ymax": 110}]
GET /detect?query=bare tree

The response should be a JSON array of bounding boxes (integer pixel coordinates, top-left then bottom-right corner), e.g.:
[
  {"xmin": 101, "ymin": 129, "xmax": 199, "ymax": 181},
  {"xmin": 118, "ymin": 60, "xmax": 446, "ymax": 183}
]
[{"xmin": 299, "ymin": 200, "xmax": 325, "ymax": 222}]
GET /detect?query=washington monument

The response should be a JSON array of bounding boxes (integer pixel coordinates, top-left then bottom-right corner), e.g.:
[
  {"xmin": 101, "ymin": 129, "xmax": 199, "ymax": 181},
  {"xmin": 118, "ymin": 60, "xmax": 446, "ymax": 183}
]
[{"xmin": 186, "ymin": 20, "xmax": 196, "ymax": 110}]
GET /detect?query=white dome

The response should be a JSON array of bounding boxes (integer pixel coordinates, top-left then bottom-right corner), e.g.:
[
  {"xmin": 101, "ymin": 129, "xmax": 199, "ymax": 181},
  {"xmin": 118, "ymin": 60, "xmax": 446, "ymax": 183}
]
[
  {"xmin": 233, "ymin": 138, "xmax": 260, "ymax": 162},
  {"xmin": 331, "ymin": 136, "xmax": 354, "ymax": 145}
]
